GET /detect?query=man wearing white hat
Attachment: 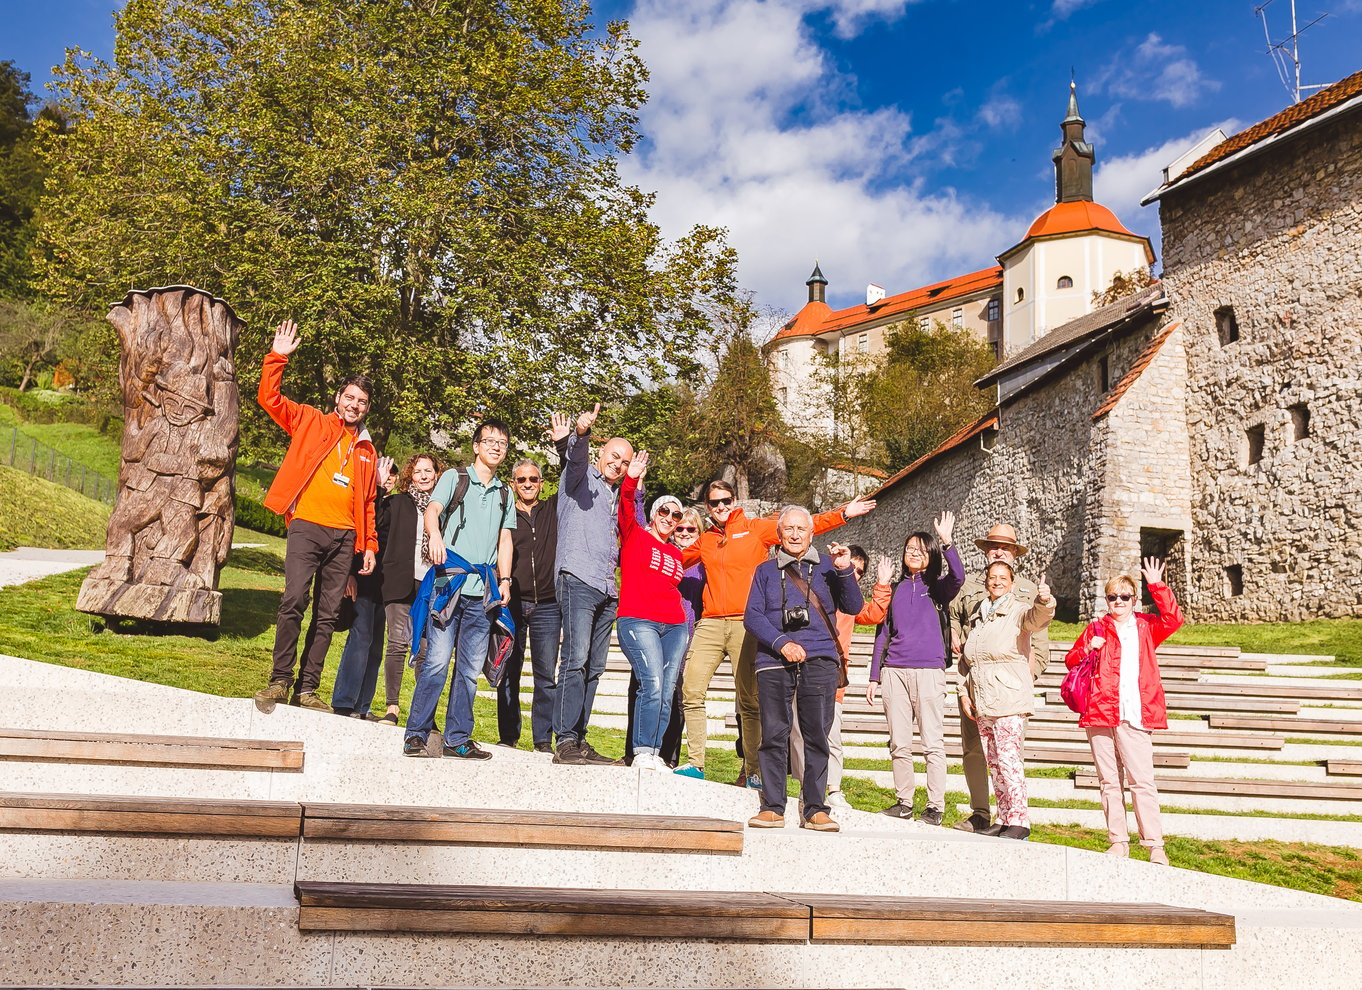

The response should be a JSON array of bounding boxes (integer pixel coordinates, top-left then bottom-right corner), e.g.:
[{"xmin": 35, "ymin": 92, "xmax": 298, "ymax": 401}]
[{"xmin": 948, "ymin": 523, "xmax": 1049, "ymax": 833}]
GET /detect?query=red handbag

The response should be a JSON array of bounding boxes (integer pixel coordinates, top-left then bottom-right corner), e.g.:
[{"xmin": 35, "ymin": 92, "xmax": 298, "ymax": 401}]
[{"xmin": 1060, "ymin": 646, "xmax": 1100, "ymax": 715}]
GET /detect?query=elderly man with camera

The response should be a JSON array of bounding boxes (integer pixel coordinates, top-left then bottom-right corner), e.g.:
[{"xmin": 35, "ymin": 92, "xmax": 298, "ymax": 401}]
[{"xmin": 742, "ymin": 506, "xmax": 864, "ymax": 833}]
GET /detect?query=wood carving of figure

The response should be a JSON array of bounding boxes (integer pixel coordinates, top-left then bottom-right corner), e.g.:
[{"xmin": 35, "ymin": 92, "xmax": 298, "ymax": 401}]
[{"xmin": 77, "ymin": 286, "xmax": 241, "ymax": 625}]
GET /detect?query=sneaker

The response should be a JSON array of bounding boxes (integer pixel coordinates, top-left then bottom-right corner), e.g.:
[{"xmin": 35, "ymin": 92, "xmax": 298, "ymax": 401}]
[
  {"xmin": 801, "ymin": 812, "xmax": 840, "ymax": 833},
  {"xmin": 748, "ymin": 810, "xmax": 785, "ymax": 829},
  {"xmin": 1148, "ymin": 845, "xmax": 1170, "ymax": 866},
  {"xmin": 998, "ymin": 825, "xmax": 1030, "ymax": 840},
  {"xmin": 827, "ymin": 791, "xmax": 852, "ymax": 810},
  {"xmin": 443, "ymin": 741, "xmax": 493, "ymax": 760},
  {"xmin": 635, "ymin": 753, "xmax": 665, "ymax": 771},
  {"xmin": 553, "ymin": 740, "xmax": 586, "ymax": 765},
  {"xmin": 533, "ymin": 741, "xmax": 554, "ymax": 754},
  {"xmin": 953, "ymin": 812, "xmax": 992, "ymax": 833},
  {"xmin": 880, "ymin": 803, "xmax": 914, "ymax": 820},
  {"xmin": 253, "ymin": 680, "xmax": 290, "ymax": 713},
  {"xmin": 495, "ymin": 741, "xmax": 518, "ymax": 749},
  {"xmin": 745, "ymin": 773, "xmax": 763, "ymax": 790},
  {"xmin": 920, "ymin": 807, "xmax": 944, "ymax": 827},
  {"xmin": 403, "ymin": 736, "xmax": 428, "ymax": 757},
  {"xmin": 579, "ymin": 741, "xmax": 623, "ymax": 766},
  {"xmin": 673, "ymin": 764, "xmax": 705, "ymax": 780},
  {"xmin": 295, "ymin": 692, "xmax": 333, "ymax": 713}
]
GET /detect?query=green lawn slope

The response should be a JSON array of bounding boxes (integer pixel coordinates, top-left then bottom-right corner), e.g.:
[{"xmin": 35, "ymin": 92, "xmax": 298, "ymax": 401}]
[{"xmin": 0, "ymin": 464, "xmax": 111, "ymax": 551}]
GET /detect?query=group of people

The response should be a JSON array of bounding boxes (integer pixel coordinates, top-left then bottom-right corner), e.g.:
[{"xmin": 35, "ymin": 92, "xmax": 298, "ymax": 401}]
[{"xmin": 252, "ymin": 324, "xmax": 1183, "ymax": 854}]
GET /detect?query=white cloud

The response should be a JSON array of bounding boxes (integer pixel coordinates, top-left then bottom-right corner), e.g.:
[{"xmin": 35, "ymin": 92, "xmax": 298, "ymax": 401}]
[
  {"xmin": 1093, "ymin": 120, "xmax": 1242, "ymax": 265},
  {"xmin": 977, "ymin": 92, "xmax": 1022, "ymax": 129},
  {"xmin": 1102, "ymin": 33, "xmax": 1221, "ymax": 109},
  {"xmin": 622, "ymin": 0, "xmax": 1021, "ymax": 315},
  {"xmin": 1051, "ymin": 0, "xmax": 1103, "ymax": 17}
]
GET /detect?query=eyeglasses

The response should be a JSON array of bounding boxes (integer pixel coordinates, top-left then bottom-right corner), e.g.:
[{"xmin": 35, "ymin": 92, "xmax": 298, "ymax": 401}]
[
  {"xmin": 903, "ymin": 547, "xmax": 928, "ymax": 557},
  {"xmin": 1105, "ymin": 593, "xmax": 1134, "ymax": 603},
  {"xmin": 513, "ymin": 475, "xmax": 541, "ymax": 484},
  {"xmin": 655, "ymin": 508, "xmax": 684, "ymax": 521},
  {"xmin": 708, "ymin": 497, "xmax": 734, "ymax": 508},
  {"xmin": 674, "ymin": 526, "xmax": 698, "ymax": 533},
  {"xmin": 477, "ymin": 438, "xmax": 508, "ymax": 449},
  {"xmin": 853, "ymin": 566, "xmax": 866, "ymax": 579}
]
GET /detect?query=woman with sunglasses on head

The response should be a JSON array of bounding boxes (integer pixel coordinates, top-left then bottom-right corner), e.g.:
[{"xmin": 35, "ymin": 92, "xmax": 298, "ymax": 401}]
[
  {"xmin": 867, "ymin": 513, "xmax": 965, "ymax": 824},
  {"xmin": 1064, "ymin": 557, "xmax": 1183, "ymax": 865},
  {"xmin": 615, "ymin": 451, "xmax": 689, "ymax": 769},
  {"xmin": 655, "ymin": 507, "xmax": 707, "ymax": 767}
]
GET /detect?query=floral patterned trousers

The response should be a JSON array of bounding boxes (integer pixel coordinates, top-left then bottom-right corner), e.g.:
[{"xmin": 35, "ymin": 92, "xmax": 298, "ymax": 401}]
[{"xmin": 977, "ymin": 714, "xmax": 1029, "ymax": 827}]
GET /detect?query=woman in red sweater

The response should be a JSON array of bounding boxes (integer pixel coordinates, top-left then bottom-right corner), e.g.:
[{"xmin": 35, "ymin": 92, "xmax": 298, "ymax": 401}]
[
  {"xmin": 1064, "ymin": 557, "xmax": 1183, "ymax": 865},
  {"xmin": 617, "ymin": 451, "xmax": 688, "ymax": 771}
]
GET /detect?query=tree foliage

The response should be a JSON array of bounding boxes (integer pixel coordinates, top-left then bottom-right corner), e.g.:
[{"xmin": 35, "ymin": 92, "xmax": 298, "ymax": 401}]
[
  {"xmin": 851, "ymin": 317, "xmax": 997, "ymax": 473},
  {"xmin": 1092, "ymin": 266, "xmax": 1157, "ymax": 308},
  {"xmin": 0, "ymin": 60, "xmax": 50, "ymax": 298},
  {"xmin": 35, "ymin": 0, "xmax": 737, "ymax": 453},
  {"xmin": 0, "ymin": 298, "xmax": 100, "ymax": 391}
]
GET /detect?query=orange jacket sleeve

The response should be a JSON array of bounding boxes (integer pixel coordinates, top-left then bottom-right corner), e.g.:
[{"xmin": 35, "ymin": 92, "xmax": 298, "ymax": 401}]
[
  {"xmin": 855, "ymin": 581, "xmax": 892, "ymax": 625},
  {"xmin": 258, "ymin": 351, "xmax": 306, "ymax": 436}
]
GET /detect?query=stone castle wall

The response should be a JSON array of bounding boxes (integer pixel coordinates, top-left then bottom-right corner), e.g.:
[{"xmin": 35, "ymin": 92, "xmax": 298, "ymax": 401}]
[{"xmin": 1160, "ymin": 108, "xmax": 1362, "ymax": 621}]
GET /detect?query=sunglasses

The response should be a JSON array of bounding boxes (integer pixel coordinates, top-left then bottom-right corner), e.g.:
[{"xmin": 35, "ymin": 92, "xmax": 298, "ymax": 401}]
[
  {"xmin": 674, "ymin": 526, "xmax": 698, "ymax": 534},
  {"xmin": 655, "ymin": 508, "xmax": 684, "ymax": 521},
  {"xmin": 708, "ymin": 497, "xmax": 734, "ymax": 508},
  {"xmin": 1105, "ymin": 593, "xmax": 1134, "ymax": 603},
  {"xmin": 513, "ymin": 475, "xmax": 541, "ymax": 484}
]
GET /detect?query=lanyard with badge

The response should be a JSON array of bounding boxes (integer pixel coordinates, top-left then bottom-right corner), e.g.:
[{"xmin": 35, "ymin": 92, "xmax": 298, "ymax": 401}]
[{"xmin": 332, "ymin": 431, "xmax": 357, "ymax": 489}]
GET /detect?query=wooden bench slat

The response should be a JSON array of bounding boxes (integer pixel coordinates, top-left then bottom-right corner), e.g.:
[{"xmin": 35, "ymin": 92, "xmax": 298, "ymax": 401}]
[
  {"xmin": 298, "ymin": 906, "xmax": 809, "ymax": 939},
  {"xmin": 1073, "ymin": 770, "xmax": 1362, "ymax": 801},
  {"xmin": 0, "ymin": 727, "xmax": 303, "ymax": 750},
  {"xmin": 305, "ymin": 819, "xmax": 742, "ymax": 852},
  {"xmin": 811, "ymin": 916, "xmax": 1233, "ymax": 947},
  {"xmin": 1043, "ymin": 691, "xmax": 1299, "ymax": 714},
  {"xmin": 1210, "ymin": 715, "xmax": 1362, "ymax": 735},
  {"xmin": 0, "ymin": 791, "xmax": 299, "ymax": 816},
  {"xmin": 0, "ymin": 736, "xmax": 303, "ymax": 770},
  {"xmin": 1326, "ymin": 760, "xmax": 1362, "ymax": 777},
  {"xmin": 302, "ymin": 803, "xmax": 741, "ymax": 832},
  {"xmin": 0, "ymin": 807, "xmax": 301, "ymax": 837}
]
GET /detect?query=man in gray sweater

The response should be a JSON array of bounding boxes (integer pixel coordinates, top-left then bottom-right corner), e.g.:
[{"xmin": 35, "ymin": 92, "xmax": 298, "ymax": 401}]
[{"xmin": 548, "ymin": 404, "xmax": 634, "ymax": 766}]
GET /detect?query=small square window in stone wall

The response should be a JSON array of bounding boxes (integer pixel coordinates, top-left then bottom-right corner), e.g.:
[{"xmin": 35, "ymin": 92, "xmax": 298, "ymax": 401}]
[
  {"xmin": 1225, "ymin": 564, "xmax": 1244, "ymax": 597},
  {"xmin": 1290, "ymin": 403, "xmax": 1311, "ymax": 441},
  {"xmin": 1215, "ymin": 305, "xmax": 1240, "ymax": 346},
  {"xmin": 1245, "ymin": 424, "xmax": 1266, "ymax": 465}
]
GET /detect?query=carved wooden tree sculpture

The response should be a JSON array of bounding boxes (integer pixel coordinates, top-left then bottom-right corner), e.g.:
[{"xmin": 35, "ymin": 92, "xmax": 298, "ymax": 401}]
[{"xmin": 77, "ymin": 286, "xmax": 241, "ymax": 625}]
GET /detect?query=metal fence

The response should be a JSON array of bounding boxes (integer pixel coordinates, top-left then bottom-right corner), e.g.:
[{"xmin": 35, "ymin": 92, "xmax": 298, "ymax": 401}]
[{"xmin": 1, "ymin": 426, "xmax": 117, "ymax": 505}]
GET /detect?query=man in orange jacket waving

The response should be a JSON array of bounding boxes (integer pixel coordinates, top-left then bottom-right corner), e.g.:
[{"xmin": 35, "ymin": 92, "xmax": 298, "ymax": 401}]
[
  {"xmin": 673, "ymin": 480, "xmax": 875, "ymax": 783},
  {"xmin": 253, "ymin": 320, "xmax": 379, "ymax": 714}
]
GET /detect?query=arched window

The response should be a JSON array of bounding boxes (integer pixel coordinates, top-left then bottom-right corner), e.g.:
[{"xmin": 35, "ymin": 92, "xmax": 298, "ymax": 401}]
[{"xmin": 1057, "ymin": 275, "xmax": 1074, "ymax": 289}]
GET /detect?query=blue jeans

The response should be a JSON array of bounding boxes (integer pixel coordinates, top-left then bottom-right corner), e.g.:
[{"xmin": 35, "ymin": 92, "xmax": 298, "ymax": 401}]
[
  {"xmin": 499, "ymin": 598, "xmax": 562, "ymax": 746},
  {"xmin": 553, "ymin": 572, "xmax": 617, "ymax": 745},
  {"xmin": 405, "ymin": 594, "xmax": 491, "ymax": 748},
  {"xmin": 617, "ymin": 617, "xmax": 688, "ymax": 756},
  {"xmin": 332, "ymin": 594, "xmax": 385, "ymax": 714}
]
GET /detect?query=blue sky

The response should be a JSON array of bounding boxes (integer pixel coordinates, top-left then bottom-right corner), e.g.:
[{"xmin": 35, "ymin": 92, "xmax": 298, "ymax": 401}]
[{"xmin": 6, "ymin": 0, "xmax": 1361, "ymax": 317}]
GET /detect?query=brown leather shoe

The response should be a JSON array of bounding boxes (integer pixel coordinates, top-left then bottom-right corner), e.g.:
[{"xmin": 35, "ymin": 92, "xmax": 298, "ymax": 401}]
[
  {"xmin": 747, "ymin": 810, "xmax": 785, "ymax": 829},
  {"xmin": 801, "ymin": 811, "xmax": 840, "ymax": 833},
  {"xmin": 253, "ymin": 680, "xmax": 290, "ymax": 714}
]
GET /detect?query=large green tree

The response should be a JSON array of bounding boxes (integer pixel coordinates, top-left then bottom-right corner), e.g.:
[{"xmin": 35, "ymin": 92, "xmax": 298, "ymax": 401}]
[
  {"xmin": 0, "ymin": 60, "xmax": 45, "ymax": 298},
  {"xmin": 36, "ymin": 0, "xmax": 736, "ymax": 452}
]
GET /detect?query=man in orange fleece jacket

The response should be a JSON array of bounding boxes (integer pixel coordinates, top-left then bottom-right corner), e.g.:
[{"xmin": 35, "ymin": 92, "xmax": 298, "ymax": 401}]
[
  {"xmin": 253, "ymin": 320, "xmax": 379, "ymax": 714},
  {"xmin": 674, "ymin": 479, "xmax": 875, "ymax": 783}
]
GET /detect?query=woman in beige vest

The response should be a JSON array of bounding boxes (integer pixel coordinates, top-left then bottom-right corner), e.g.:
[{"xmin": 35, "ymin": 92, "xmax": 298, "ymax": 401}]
[{"xmin": 960, "ymin": 561, "xmax": 1054, "ymax": 840}]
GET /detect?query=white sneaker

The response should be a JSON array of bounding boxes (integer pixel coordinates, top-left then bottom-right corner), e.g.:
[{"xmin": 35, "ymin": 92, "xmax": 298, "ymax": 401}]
[
  {"xmin": 827, "ymin": 791, "xmax": 852, "ymax": 810},
  {"xmin": 634, "ymin": 753, "xmax": 663, "ymax": 771}
]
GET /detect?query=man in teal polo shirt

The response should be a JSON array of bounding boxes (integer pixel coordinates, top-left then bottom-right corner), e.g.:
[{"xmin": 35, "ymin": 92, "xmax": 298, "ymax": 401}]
[{"xmin": 403, "ymin": 418, "xmax": 516, "ymax": 759}]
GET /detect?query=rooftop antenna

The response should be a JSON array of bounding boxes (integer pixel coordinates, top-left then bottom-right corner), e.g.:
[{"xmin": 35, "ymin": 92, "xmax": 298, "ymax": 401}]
[{"xmin": 1255, "ymin": 0, "xmax": 1332, "ymax": 103}]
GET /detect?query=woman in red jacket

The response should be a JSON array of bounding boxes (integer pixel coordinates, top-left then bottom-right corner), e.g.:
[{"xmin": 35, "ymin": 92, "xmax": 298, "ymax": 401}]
[
  {"xmin": 616, "ymin": 451, "xmax": 688, "ymax": 771},
  {"xmin": 1064, "ymin": 557, "xmax": 1183, "ymax": 865}
]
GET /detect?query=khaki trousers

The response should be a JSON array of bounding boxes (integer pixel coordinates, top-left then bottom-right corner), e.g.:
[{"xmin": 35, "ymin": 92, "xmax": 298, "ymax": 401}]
[
  {"xmin": 1086, "ymin": 722, "xmax": 1164, "ymax": 847},
  {"xmin": 791, "ymin": 698, "xmax": 844, "ymax": 795},
  {"xmin": 882, "ymin": 666, "xmax": 947, "ymax": 810},
  {"xmin": 681, "ymin": 617, "xmax": 760, "ymax": 776}
]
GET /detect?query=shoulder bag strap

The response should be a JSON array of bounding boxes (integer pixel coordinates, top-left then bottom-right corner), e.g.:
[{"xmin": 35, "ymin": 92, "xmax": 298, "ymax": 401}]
[{"xmin": 785, "ymin": 566, "xmax": 850, "ymax": 668}]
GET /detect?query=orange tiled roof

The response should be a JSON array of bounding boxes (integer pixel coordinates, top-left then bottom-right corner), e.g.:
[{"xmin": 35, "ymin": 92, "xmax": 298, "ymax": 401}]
[
  {"xmin": 1023, "ymin": 200, "xmax": 1136, "ymax": 240},
  {"xmin": 770, "ymin": 266, "xmax": 1002, "ymax": 343},
  {"xmin": 1091, "ymin": 320, "xmax": 1181, "ymax": 420},
  {"xmin": 868, "ymin": 409, "xmax": 999, "ymax": 498},
  {"xmin": 1172, "ymin": 69, "xmax": 1362, "ymax": 187}
]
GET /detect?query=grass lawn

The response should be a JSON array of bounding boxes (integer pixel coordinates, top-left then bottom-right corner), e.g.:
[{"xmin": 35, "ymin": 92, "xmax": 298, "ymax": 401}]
[
  {"xmin": 0, "ymin": 465, "xmax": 111, "ymax": 552},
  {"xmin": 1, "ymin": 551, "xmax": 1359, "ymax": 902}
]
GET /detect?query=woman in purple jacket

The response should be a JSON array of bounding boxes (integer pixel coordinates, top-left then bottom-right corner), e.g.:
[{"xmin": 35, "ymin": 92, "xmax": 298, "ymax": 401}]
[{"xmin": 866, "ymin": 511, "xmax": 964, "ymax": 825}]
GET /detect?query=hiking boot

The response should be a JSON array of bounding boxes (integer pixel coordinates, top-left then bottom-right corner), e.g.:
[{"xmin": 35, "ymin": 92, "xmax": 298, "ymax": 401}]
[
  {"xmin": 920, "ymin": 807, "xmax": 945, "ymax": 827},
  {"xmin": 444, "ymin": 741, "xmax": 492, "ymax": 760},
  {"xmin": 953, "ymin": 812, "xmax": 992, "ymax": 833},
  {"xmin": 748, "ymin": 810, "xmax": 785, "ymax": 829},
  {"xmin": 880, "ymin": 802, "xmax": 914, "ymax": 820},
  {"xmin": 533, "ymin": 741, "xmax": 554, "ymax": 754},
  {"xmin": 673, "ymin": 764, "xmax": 705, "ymax": 780},
  {"xmin": 553, "ymin": 740, "xmax": 586, "ymax": 765},
  {"xmin": 998, "ymin": 825, "xmax": 1031, "ymax": 840},
  {"xmin": 579, "ymin": 741, "xmax": 623, "ymax": 766},
  {"xmin": 801, "ymin": 812, "xmax": 840, "ymax": 833},
  {"xmin": 295, "ymin": 692, "xmax": 333, "ymax": 713},
  {"xmin": 403, "ymin": 736, "xmax": 428, "ymax": 757},
  {"xmin": 1148, "ymin": 845, "xmax": 1169, "ymax": 866},
  {"xmin": 253, "ymin": 680, "xmax": 290, "ymax": 714}
]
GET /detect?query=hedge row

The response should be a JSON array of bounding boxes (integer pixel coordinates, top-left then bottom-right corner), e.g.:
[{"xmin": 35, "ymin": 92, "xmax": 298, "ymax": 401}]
[{"xmin": 234, "ymin": 492, "xmax": 286, "ymax": 537}]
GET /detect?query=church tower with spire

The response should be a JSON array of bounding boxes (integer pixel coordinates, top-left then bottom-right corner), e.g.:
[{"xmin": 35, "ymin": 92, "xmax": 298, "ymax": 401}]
[{"xmin": 996, "ymin": 81, "xmax": 1155, "ymax": 353}]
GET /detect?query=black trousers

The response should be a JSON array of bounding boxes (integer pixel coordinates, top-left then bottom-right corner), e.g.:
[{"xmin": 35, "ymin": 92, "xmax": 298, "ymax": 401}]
[
  {"xmin": 270, "ymin": 519, "xmax": 355, "ymax": 695},
  {"xmin": 756, "ymin": 656, "xmax": 839, "ymax": 819}
]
